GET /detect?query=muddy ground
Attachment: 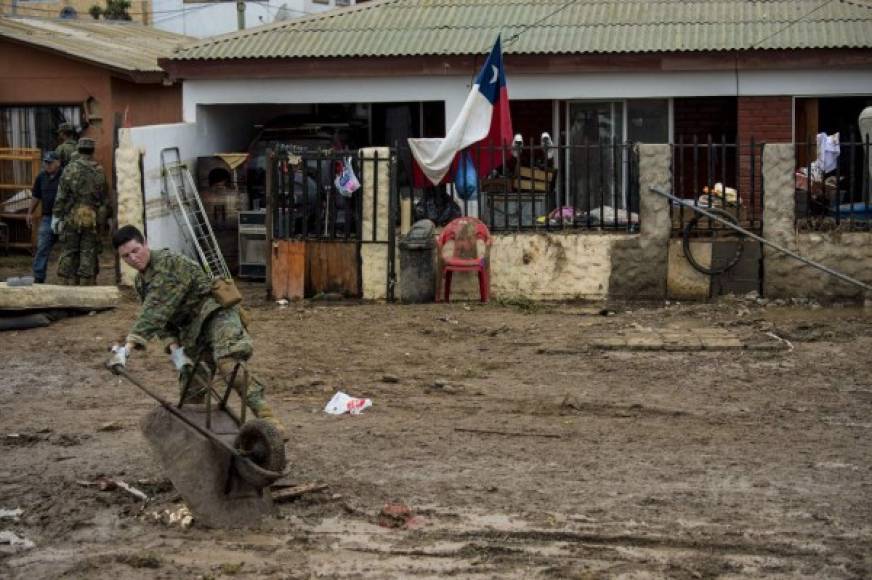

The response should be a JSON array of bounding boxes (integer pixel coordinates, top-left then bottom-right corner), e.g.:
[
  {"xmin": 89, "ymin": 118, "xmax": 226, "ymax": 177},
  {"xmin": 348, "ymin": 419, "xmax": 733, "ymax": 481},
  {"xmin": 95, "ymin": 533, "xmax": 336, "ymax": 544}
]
[{"xmin": 1, "ymin": 252, "xmax": 871, "ymax": 579}]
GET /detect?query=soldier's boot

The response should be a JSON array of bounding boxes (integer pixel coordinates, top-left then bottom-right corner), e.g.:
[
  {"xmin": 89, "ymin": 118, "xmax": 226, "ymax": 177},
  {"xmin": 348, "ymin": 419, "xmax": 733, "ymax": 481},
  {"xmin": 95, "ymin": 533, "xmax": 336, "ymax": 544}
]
[
  {"xmin": 216, "ymin": 357, "xmax": 288, "ymax": 441},
  {"xmin": 59, "ymin": 276, "xmax": 79, "ymax": 286},
  {"xmin": 79, "ymin": 277, "xmax": 96, "ymax": 286}
]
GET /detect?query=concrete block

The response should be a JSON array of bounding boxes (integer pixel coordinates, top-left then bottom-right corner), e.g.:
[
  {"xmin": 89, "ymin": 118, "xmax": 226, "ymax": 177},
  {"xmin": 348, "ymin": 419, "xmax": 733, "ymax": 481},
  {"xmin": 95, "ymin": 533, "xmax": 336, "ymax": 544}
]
[{"xmin": 667, "ymin": 239, "xmax": 711, "ymax": 301}]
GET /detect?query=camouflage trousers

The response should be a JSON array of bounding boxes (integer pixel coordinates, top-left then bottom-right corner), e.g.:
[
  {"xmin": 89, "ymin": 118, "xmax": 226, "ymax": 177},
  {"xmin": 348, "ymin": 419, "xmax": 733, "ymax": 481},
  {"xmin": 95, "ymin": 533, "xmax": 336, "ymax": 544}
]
[
  {"xmin": 58, "ymin": 227, "xmax": 100, "ymax": 280},
  {"xmin": 178, "ymin": 306, "xmax": 267, "ymax": 413}
]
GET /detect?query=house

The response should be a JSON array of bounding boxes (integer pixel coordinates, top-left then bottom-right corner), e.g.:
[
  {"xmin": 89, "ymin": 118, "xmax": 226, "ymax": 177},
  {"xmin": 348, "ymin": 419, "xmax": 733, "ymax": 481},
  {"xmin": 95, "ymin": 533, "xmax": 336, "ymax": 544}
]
[
  {"xmin": 150, "ymin": 0, "xmax": 361, "ymax": 38},
  {"xmin": 126, "ymin": 0, "xmax": 872, "ymax": 300},
  {"xmin": 0, "ymin": 16, "xmax": 190, "ymax": 174},
  {"xmin": 0, "ymin": 0, "xmax": 154, "ymax": 23}
]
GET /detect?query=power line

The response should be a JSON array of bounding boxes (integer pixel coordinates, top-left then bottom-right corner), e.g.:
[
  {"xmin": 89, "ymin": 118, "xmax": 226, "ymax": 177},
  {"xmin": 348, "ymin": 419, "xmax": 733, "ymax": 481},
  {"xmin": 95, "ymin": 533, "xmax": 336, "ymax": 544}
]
[
  {"xmin": 747, "ymin": 0, "xmax": 837, "ymax": 49},
  {"xmin": 502, "ymin": 0, "xmax": 578, "ymax": 46}
]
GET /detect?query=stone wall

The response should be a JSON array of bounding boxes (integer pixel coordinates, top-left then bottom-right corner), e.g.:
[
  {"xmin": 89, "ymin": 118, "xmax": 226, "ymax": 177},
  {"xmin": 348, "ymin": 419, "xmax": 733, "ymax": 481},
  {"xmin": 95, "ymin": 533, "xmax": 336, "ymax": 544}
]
[{"xmin": 762, "ymin": 143, "xmax": 872, "ymax": 300}]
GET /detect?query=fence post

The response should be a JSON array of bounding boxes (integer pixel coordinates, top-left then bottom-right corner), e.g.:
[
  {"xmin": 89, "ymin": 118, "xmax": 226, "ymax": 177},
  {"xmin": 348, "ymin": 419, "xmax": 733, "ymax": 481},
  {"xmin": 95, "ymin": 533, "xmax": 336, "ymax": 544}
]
[
  {"xmin": 761, "ymin": 143, "xmax": 796, "ymax": 298},
  {"xmin": 608, "ymin": 143, "xmax": 671, "ymax": 299},
  {"xmin": 360, "ymin": 146, "xmax": 391, "ymax": 300}
]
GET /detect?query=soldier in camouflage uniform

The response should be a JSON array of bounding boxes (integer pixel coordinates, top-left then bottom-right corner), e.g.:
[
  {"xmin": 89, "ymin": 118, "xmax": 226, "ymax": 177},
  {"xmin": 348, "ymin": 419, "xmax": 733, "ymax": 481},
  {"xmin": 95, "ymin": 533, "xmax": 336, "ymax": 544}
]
[
  {"xmin": 52, "ymin": 138, "xmax": 108, "ymax": 286},
  {"xmin": 107, "ymin": 225, "xmax": 282, "ymax": 432},
  {"xmin": 55, "ymin": 123, "xmax": 78, "ymax": 166}
]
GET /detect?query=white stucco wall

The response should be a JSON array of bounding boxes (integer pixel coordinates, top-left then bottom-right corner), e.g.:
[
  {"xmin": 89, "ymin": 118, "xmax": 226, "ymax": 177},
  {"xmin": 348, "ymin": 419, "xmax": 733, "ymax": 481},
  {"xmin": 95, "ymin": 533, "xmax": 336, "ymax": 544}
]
[
  {"xmin": 489, "ymin": 232, "xmax": 629, "ymax": 300},
  {"xmin": 127, "ymin": 122, "xmax": 218, "ymax": 258},
  {"xmin": 182, "ymin": 68, "xmax": 872, "ymax": 126}
]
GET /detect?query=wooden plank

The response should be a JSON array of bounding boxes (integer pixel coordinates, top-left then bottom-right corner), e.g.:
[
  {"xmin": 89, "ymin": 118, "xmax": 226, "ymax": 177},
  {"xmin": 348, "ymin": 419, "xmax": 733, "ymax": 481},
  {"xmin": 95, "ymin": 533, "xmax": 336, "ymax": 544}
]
[
  {"xmin": 270, "ymin": 241, "xmax": 289, "ymax": 299},
  {"xmin": 286, "ymin": 241, "xmax": 305, "ymax": 300},
  {"xmin": 305, "ymin": 241, "xmax": 358, "ymax": 297}
]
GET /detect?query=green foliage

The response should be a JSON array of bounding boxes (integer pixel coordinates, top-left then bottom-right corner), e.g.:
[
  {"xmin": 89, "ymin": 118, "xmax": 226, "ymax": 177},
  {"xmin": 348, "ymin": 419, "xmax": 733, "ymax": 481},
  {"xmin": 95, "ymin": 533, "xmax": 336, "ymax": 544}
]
[{"xmin": 98, "ymin": 0, "xmax": 132, "ymax": 20}]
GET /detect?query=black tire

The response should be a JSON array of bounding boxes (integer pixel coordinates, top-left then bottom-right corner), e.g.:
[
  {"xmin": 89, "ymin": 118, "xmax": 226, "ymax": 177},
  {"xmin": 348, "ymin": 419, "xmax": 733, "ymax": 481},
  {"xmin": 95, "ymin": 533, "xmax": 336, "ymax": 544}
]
[
  {"xmin": 682, "ymin": 207, "xmax": 745, "ymax": 276},
  {"xmin": 0, "ymin": 313, "xmax": 51, "ymax": 331},
  {"xmin": 234, "ymin": 419, "xmax": 286, "ymax": 475}
]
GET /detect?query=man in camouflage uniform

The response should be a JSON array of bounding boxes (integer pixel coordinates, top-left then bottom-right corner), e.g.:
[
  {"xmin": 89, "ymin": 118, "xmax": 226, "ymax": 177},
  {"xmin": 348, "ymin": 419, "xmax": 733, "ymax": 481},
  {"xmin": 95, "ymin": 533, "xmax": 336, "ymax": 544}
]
[
  {"xmin": 108, "ymin": 225, "xmax": 282, "ymax": 432},
  {"xmin": 55, "ymin": 123, "xmax": 78, "ymax": 166},
  {"xmin": 52, "ymin": 138, "xmax": 108, "ymax": 286}
]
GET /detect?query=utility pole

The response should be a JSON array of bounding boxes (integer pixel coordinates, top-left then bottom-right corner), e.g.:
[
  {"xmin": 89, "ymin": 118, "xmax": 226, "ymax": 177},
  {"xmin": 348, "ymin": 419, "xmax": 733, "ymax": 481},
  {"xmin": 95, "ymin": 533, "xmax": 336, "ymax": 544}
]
[{"xmin": 236, "ymin": 0, "xmax": 245, "ymax": 30}]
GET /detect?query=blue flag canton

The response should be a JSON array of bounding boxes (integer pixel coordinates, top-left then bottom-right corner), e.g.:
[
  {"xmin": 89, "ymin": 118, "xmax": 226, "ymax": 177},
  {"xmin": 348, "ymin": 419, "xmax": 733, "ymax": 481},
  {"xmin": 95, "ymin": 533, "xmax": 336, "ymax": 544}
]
[{"xmin": 475, "ymin": 37, "xmax": 506, "ymax": 105}]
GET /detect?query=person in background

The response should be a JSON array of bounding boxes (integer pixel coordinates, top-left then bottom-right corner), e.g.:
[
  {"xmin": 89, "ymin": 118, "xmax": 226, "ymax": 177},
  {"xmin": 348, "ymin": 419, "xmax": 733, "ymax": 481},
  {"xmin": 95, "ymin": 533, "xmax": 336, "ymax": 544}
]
[
  {"xmin": 52, "ymin": 138, "xmax": 108, "ymax": 286},
  {"xmin": 55, "ymin": 123, "xmax": 78, "ymax": 166},
  {"xmin": 26, "ymin": 151, "xmax": 62, "ymax": 283}
]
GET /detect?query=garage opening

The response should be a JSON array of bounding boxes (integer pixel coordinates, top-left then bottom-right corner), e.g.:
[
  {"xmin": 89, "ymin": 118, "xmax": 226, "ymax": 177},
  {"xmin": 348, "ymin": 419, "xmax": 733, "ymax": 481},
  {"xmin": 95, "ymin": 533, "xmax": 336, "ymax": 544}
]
[{"xmin": 188, "ymin": 101, "xmax": 444, "ymax": 296}]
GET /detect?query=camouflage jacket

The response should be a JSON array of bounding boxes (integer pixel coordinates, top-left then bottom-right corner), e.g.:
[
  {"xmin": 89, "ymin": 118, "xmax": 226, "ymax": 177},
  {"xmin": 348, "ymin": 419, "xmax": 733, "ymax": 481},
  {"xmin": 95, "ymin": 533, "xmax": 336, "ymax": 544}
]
[
  {"xmin": 53, "ymin": 155, "xmax": 108, "ymax": 229},
  {"xmin": 55, "ymin": 139, "xmax": 77, "ymax": 166},
  {"xmin": 127, "ymin": 248, "xmax": 221, "ymax": 353}
]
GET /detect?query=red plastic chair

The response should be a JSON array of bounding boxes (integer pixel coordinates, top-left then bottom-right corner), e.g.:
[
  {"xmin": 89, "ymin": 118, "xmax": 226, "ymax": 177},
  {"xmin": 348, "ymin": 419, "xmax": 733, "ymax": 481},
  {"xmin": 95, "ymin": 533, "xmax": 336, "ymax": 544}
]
[{"xmin": 436, "ymin": 216, "xmax": 492, "ymax": 303}]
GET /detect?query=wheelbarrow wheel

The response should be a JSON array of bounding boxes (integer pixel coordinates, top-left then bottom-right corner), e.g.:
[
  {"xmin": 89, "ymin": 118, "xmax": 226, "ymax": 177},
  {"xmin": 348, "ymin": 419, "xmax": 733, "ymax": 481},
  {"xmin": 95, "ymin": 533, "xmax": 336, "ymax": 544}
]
[{"xmin": 234, "ymin": 419, "xmax": 286, "ymax": 478}]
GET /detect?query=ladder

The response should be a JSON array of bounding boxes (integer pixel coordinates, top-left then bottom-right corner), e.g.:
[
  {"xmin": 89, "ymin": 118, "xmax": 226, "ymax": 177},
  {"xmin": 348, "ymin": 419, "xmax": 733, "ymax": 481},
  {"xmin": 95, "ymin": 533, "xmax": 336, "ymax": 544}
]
[{"xmin": 160, "ymin": 147, "xmax": 231, "ymax": 280}]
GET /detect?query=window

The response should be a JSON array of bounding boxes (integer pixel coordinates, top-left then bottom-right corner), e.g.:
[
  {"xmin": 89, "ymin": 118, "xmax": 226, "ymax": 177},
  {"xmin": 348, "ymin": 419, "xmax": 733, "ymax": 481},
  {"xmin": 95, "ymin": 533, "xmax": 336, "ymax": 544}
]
[
  {"xmin": 0, "ymin": 106, "xmax": 82, "ymax": 152},
  {"xmin": 564, "ymin": 99, "xmax": 668, "ymax": 213},
  {"xmin": 627, "ymin": 99, "xmax": 669, "ymax": 144}
]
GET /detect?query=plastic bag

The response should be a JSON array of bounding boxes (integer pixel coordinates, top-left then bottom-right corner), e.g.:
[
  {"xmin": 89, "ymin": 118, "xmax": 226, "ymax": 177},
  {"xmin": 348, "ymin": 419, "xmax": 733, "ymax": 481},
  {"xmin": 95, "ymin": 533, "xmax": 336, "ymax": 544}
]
[
  {"xmin": 334, "ymin": 157, "xmax": 361, "ymax": 198},
  {"xmin": 453, "ymin": 151, "xmax": 478, "ymax": 201},
  {"xmin": 324, "ymin": 391, "xmax": 372, "ymax": 416}
]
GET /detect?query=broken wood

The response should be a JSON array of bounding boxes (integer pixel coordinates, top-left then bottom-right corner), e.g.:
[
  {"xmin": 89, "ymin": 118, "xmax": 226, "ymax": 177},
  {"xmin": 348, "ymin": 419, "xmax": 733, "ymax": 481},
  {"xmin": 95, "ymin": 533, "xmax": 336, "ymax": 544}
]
[
  {"xmin": 454, "ymin": 427, "xmax": 562, "ymax": 439},
  {"xmin": 79, "ymin": 478, "xmax": 150, "ymax": 503},
  {"xmin": 271, "ymin": 483, "xmax": 328, "ymax": 503}
]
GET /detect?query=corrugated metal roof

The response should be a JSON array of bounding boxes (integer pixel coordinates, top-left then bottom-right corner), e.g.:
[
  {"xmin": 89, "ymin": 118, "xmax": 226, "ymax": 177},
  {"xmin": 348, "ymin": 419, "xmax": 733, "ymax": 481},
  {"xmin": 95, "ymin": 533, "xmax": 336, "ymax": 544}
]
[
  {"xmin": 171, "ymin": 0, "xmax": 872, "ymax": 61},
  {"xmin": 0, "ymin": 16, "xmax": 192, "ymax": 73}
]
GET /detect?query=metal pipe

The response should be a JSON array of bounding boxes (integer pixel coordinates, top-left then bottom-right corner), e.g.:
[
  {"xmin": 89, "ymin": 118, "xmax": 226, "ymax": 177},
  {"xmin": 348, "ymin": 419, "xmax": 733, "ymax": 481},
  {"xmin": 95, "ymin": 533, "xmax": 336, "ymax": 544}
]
[{"xmin": 650, "ymin": 186, "xmax": 872, "ymax": 292}]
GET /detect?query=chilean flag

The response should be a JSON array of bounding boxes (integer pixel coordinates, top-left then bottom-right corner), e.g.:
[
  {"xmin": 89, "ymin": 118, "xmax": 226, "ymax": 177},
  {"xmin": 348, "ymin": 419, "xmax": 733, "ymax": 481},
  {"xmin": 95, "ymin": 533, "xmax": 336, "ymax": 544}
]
[{"xmin": 409, "ymin": 36, "xmax": 513, "ymax": 186}]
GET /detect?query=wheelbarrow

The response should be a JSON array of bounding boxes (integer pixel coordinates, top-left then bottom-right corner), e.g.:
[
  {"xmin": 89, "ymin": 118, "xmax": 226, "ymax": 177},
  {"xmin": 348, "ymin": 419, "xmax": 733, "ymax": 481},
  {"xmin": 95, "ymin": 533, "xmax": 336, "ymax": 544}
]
[{"xmin": 109, "ymin": 362, "xmax": 286, "ymax": 528}]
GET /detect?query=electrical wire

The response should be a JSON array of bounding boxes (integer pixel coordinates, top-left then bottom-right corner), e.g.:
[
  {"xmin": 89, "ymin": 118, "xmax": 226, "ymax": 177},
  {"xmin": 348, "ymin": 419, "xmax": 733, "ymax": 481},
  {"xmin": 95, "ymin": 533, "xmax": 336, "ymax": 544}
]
[
  {"xmin": 747, "ymin": 0, "xmax": 838, "ymax": 49},
  {"xmin": 502, "ymin": 0, "xmax": 578, "ymax": 47}
]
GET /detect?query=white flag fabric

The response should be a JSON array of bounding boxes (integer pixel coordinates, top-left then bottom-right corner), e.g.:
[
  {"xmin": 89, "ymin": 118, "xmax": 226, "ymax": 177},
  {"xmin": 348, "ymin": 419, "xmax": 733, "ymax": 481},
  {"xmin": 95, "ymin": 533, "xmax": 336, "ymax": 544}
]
[{"xmin": 408, "ymin": 37, "xmax": 512, "ymax": 186}]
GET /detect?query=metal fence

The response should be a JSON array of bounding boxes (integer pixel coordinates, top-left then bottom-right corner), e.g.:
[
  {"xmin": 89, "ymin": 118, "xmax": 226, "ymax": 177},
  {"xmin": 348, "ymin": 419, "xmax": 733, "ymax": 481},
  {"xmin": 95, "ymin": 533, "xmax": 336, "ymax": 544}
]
[
  {"xmin": 270, "ymin": 146, "xmax": 364, "ymax": 241},
  {"xmin": 394, "ymin": 141, "xmax": 640, "ymax": 233},
  {"xmin": 671, "ymin": 137, "xmax": 765, "ymax": 234},
  {"xmin": 794, "ymin": 138, "xmax": 872, "ymax": 232}
]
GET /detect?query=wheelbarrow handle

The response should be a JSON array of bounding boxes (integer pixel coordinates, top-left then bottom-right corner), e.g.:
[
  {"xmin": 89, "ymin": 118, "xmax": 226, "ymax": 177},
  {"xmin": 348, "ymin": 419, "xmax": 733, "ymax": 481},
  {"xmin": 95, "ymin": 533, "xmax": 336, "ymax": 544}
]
[{"xmin": 109, "ymin": 365, "xmax": 242, "ymax": 459}]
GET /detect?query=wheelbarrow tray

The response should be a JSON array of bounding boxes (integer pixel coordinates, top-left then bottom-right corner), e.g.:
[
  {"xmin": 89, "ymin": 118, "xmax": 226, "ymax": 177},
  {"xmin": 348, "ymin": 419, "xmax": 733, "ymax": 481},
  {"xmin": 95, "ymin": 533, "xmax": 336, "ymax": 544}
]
[{"xmin": 141, "ymin": 404, "xmax": 275, "ymax": 529}]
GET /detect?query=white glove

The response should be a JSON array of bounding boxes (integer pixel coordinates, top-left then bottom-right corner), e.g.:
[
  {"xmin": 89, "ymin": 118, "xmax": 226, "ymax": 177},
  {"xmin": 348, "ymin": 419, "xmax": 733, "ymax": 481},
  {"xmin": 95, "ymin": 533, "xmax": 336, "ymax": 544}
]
[
  {"xmin": 50, "ymin": 216, "xmax": 63, "ymax": 235},
  {"xmin": 107, "ymin": 345, "xmax": 128, "ymax": 373},
  {"xmin": 170, "ymin": 346, "xmax": 194, "ymax": 371}
]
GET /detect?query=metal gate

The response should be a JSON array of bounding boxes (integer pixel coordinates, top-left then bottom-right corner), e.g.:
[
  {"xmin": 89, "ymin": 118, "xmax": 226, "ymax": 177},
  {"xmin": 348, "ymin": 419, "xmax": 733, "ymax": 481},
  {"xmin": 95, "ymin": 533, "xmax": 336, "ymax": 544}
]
[
  {"xmin": 671, "ymin": 139, "xmax": 765, "ymax": 296},
  {"xmin": 268, "ymin": 146, "xmax": 397, "ymax": 300}
]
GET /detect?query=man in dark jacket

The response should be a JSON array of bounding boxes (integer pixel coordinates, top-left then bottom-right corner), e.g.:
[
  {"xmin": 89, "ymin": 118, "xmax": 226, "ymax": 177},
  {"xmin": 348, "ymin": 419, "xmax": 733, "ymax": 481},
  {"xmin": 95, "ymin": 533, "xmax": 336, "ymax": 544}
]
[{"xmin": 26, "ymin": 151, "xmax": 62, "ymax": 283}]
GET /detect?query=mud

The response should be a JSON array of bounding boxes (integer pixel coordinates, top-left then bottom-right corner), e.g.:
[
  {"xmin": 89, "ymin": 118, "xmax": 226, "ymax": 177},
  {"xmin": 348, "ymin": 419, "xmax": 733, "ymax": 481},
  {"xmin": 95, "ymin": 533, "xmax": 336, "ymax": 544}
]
[{"xmin": 1, "ymin": 255, "xmax": 871, "ymax": 578}]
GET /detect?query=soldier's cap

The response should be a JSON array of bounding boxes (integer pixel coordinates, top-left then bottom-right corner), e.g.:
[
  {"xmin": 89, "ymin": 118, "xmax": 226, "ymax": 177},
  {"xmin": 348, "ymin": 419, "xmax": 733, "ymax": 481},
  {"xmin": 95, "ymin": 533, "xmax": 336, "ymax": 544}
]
[
  {"xmin": 43, "ymin": 151, "xmax": 59, "ymax": 163},
  {"xmin": 77, "ymin": 137, "xmax": 96, "ymax": 150},
  {"xmin": 57, "ymin": 122, "xmax": 74, "ymax": 134}
]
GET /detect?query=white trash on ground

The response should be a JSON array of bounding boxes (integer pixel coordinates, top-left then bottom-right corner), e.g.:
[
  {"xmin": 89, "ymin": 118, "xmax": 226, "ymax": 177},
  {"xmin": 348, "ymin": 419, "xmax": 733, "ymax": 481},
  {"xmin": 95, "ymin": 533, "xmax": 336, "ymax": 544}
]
[
  {"xmin": 0, "ymin": 508, "xmax": 22, "ymax": 521},
  {"xmin": 0, "ymin": 530, "xmax": 34, "ymax": 551},
  {"xmin": 324, "ymin": 391, "xmax": 373, "ymax": 416}
]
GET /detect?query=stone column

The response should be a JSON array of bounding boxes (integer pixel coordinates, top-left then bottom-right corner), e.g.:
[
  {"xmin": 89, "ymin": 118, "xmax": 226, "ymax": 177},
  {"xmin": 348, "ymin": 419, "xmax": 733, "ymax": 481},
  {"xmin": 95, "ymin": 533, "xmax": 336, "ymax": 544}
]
[
  {"xmin": 360, "ymin": 147, "xmax": 391, "ymax": 299},
  {"xmin": 761, "ymin": 143, "xmax": 796, "ymax": 298},
  {"xmin": 608, "ymin": 144, "xmax": 672, "ymax": 299},
  {"xmin": 115, "ymin": 128, "xmax": 144, "ymax": 286}
]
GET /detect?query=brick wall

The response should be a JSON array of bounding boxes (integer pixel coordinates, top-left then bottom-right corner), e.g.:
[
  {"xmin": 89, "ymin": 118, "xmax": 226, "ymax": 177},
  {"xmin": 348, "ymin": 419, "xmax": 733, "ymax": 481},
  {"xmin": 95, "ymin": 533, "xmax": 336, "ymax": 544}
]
[
  {"xmin": 738, "ymin": 96, "xmax": 793, "ymax": 209},
  {"xmin": 673, "ymin": 98, "xmax": 737, "ymax": 198}
]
